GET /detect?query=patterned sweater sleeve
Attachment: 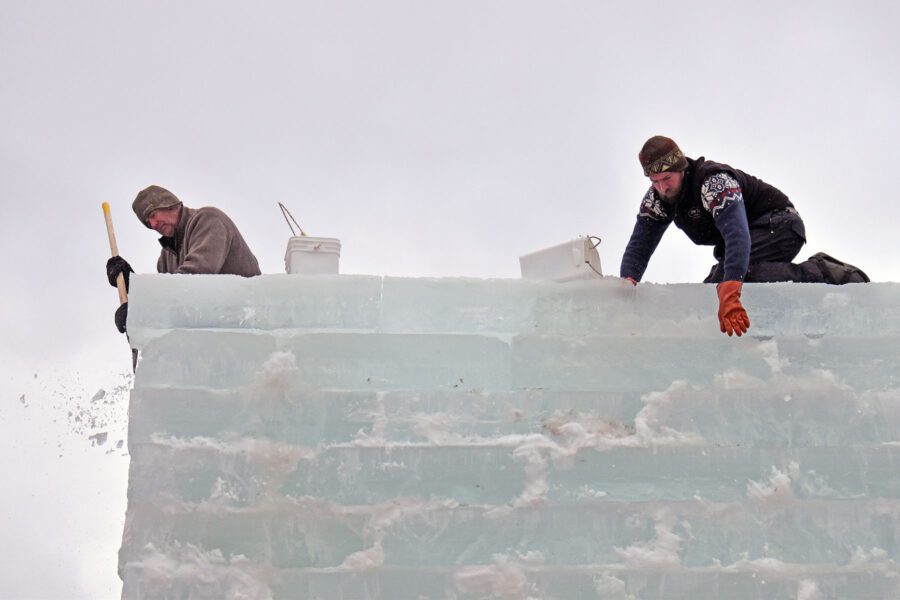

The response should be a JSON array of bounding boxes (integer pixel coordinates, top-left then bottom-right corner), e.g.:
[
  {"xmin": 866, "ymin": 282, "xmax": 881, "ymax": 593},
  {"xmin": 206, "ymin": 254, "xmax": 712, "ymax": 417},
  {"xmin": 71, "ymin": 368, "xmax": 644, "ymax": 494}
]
[
  {"xmin": 701, "ymin": 172, "xmax": 750, "ymax": 281},
  {"xmin": 620, "ymin": 187, "xmax": 671, "ymax": 281}
]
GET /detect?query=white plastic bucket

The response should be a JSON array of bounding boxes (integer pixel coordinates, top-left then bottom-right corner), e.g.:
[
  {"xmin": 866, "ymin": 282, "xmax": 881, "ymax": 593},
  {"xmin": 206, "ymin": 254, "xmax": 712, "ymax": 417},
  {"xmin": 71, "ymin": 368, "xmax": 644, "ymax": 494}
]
[
  {"xmin": 519, "ymin": 236, "xmax": 603, "ymax": 282},
  {"xmin": 284, "ymin": 236, "xmax": 341, "ymax": 274}
]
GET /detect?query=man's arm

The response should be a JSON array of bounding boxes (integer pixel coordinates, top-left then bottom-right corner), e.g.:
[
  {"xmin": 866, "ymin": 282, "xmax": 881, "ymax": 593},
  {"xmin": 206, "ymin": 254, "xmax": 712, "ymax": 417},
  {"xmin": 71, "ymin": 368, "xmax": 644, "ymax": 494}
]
[
  {"xmin": 703, "ymin": 172, "xmax": 751, "ymax": 336},
  {"xmin": 702, "ymin": 173, "xmax": 750, "ymax": 281},
  {"xmin": 620, "ymin": 187, "xmax": 671, "ymax": 281},
  {"xmin": 178, "ymin": 211, "xmax": 233, "ymax": 274},
  {"xmin": 620, "ymin": 217, "xmax": 669, "ymax": 281}
]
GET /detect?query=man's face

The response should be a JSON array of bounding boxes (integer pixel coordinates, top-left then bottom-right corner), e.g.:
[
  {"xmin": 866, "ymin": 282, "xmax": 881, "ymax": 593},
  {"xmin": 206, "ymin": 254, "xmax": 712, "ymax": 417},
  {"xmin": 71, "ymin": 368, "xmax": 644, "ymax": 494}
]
[
  {"xmin": 649, "ymin": 170, "xmax": 684, "ymax": 201},
  {"xmin": 147, "ymin": 205, "xmax": 181, "ymax": 237}
]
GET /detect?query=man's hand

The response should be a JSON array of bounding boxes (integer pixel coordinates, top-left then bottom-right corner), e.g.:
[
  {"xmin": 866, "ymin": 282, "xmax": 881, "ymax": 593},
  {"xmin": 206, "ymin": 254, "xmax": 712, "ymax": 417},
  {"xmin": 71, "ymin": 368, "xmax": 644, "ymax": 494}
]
[
  {"xmin": 106, "ymin": 256, "xmax": 134, "ymax": 292},
  {"xmin": 717, "ymin": 280, "xmax": 750, "ymax": 336},
  {"xmin": 115, "ymin": 302, "xmax": 128, "ymax": 334}
]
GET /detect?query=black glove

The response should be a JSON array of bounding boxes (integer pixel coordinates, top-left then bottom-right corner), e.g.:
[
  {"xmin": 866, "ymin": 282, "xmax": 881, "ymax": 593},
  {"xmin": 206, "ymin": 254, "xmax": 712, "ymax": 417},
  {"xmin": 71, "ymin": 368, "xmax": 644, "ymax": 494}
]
[
  {"xmin": 115, "ymin": 302, "xmax": 128, "ymax": 334},
  {"xmin": 106, "ymin": 256, "xmax": 134, "ymax": 292}
]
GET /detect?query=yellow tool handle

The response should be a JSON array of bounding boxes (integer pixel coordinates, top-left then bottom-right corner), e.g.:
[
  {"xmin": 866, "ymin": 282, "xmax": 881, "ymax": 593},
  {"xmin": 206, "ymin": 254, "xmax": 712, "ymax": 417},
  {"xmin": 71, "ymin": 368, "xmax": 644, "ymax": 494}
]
[{"xmin": 102, "ymin": 202, "xmax": 128, "ymax": 305}]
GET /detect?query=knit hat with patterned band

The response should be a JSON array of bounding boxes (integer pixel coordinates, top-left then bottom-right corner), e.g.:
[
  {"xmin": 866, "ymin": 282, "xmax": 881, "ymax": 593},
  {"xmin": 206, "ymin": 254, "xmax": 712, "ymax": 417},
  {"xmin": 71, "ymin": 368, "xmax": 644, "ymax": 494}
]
[
  {"xmin": 132, "ymin": 185, "xmax": 183, "ymax": 228},
  {"xmin": 639, "ymin": 136, "xmax": 689, "ymax": 176}
]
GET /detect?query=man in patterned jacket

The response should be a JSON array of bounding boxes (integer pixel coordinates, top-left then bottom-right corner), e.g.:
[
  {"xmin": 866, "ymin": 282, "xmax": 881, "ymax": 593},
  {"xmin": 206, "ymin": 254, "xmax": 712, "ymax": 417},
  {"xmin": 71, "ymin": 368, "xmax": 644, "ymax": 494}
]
[{"xmin": 620, "ymin": 136, "xmax": 868, "ymax": 337}]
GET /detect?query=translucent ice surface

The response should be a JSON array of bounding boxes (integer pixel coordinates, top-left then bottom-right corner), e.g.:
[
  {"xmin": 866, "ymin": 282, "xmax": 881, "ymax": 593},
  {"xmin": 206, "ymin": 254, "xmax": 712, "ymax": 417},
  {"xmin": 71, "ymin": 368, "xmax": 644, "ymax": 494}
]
[{"xmin": 120, "ymin": 275, "xmax": 900, "ymax": 599}]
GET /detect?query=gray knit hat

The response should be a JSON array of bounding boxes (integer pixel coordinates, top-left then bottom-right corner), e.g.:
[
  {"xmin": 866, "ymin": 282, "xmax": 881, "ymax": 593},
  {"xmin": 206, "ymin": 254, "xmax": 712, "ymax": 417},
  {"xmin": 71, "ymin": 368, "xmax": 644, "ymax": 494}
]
[
  {"xmin": 132, "ymin": 185, "xmax": 182, "ymax": 227},
  {"xmin": 639, "ymin": 136, "xmax": 688, "ymax": 176}
]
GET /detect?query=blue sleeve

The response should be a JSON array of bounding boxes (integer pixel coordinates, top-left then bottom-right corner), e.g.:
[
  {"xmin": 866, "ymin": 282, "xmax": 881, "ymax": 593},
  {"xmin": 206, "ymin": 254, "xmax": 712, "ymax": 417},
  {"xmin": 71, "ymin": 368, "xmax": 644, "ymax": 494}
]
[
  {"xmin": 701, "ymin": 172, "xmax": 750, "ymax": 281},
  {"xmin": 620, "ymin": 216, "xmax": 669, "ymax": 281},
  {"xmin": 715, "ymin": 201, "xmax": 750, "ymax": 281}
]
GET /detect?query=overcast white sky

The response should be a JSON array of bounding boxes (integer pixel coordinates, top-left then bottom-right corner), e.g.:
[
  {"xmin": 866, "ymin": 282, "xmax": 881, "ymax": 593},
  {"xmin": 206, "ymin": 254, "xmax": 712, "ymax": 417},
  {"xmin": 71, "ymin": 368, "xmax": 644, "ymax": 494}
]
[{"xmin": 2, "ymin": 1, "xmax": 898, "ymax": 597}]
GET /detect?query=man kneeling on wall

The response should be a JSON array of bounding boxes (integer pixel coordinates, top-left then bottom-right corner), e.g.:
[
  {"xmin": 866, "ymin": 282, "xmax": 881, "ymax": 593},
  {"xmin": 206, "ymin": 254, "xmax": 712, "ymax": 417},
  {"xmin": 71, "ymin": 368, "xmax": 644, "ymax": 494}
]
[{"xmin": 620, "ymin": 136, "xmax": 869, "ymax": 337}]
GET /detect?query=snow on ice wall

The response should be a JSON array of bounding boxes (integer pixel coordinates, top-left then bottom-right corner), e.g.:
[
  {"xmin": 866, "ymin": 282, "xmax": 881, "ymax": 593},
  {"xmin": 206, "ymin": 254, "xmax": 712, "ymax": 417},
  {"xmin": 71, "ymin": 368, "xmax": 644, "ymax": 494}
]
[{"xmin": 119, "ymin": 275, "xmax": 900, "ymax": 599}]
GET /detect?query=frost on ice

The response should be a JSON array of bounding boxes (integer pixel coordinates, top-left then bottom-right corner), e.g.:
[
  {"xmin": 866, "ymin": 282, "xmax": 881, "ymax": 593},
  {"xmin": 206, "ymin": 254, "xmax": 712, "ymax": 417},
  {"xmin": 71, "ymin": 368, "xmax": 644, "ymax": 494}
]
[{"xmin": 118, "ymin": 275, "xmax": 900, "ymax": 599}]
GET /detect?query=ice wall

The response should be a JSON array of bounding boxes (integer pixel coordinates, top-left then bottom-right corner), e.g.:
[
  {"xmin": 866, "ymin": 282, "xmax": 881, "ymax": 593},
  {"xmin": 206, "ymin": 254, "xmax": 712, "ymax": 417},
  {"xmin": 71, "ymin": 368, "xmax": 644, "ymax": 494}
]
[{"xmin": 119, "ymin": 275, "xmax": 900, "ymax": 599}]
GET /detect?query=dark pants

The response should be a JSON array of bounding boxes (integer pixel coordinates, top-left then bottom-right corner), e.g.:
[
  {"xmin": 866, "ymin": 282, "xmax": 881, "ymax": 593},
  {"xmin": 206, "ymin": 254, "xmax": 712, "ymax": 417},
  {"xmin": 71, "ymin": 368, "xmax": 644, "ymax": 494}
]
[{"xmin": 704, "ymin": 208, "xmax": 819, "ymax": 283}]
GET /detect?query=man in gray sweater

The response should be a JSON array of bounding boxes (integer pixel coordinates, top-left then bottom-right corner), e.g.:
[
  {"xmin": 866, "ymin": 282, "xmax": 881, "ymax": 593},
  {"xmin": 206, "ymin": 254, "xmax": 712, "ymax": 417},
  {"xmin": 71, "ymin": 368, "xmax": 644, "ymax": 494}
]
[{"xmin": 106, "ymin": 185, "xmax": 261, "ymax": 333}]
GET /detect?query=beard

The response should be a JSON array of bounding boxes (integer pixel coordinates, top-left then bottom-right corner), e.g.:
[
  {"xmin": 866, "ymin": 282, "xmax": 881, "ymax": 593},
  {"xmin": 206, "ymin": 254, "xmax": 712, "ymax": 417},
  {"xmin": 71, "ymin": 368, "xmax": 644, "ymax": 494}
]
[
  {"xmin": 659, "ymin": 183, "xmax": 682, "ymax": 200},
  {"xmin": 155, "ymin": 224, "xmax": 176, "ymax": 237}
]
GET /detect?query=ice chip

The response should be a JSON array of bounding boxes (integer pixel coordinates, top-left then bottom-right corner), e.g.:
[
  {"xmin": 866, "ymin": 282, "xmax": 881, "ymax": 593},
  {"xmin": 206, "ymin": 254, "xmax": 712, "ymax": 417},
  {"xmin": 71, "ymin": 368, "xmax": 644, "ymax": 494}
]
[{"xmin": 89, "ymin": 432, "xmax": 108, "ymax": 446}]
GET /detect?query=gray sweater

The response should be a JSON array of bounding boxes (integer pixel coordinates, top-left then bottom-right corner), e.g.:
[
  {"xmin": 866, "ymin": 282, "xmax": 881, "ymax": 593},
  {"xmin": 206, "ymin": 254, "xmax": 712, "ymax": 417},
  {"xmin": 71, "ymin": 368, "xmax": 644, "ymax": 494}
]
[{"xmin": 156, "ymin": 206, "xmax": 261, "ymax": 277}]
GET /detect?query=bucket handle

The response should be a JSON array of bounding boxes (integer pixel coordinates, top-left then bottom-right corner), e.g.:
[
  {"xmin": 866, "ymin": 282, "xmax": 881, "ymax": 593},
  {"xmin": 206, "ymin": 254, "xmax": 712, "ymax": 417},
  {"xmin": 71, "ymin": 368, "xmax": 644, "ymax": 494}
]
[
  {"xmin": 278, "ymin": 203, "xmax": 307, "ymax": 237},
  {"xmin": 586, "ymin": 235, "xmax": 602, "ymax": 277}
]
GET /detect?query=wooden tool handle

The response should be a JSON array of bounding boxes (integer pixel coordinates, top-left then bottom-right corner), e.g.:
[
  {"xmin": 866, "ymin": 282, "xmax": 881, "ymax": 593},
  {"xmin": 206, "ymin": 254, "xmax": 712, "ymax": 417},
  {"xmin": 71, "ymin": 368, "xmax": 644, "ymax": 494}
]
[{"xmin": 102, "ymin": 202, "xmax": 128, "ymax": 305}]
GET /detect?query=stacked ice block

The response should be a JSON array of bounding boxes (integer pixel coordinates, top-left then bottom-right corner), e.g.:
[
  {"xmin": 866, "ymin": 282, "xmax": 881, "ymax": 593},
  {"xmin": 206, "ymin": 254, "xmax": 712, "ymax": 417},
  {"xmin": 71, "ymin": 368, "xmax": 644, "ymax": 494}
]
[{"xmin": 119, "ymin": 275, "xmax": 900, "ymax": 599}]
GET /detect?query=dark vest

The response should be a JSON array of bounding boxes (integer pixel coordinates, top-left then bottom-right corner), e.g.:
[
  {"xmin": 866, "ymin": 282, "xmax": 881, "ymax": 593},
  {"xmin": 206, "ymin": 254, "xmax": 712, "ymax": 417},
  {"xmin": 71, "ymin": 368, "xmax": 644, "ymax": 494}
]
[{"xmin": 671, "ymin": 157, "xmax": 794, "ymax": 246}]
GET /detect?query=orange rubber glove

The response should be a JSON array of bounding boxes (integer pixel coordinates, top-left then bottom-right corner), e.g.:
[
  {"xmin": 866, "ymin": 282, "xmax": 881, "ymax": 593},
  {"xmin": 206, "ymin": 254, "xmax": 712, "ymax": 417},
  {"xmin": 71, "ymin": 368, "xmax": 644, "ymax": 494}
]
[{"xmin": 716, "ymin": 280, "xmax": 750, "ymax": 337}]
